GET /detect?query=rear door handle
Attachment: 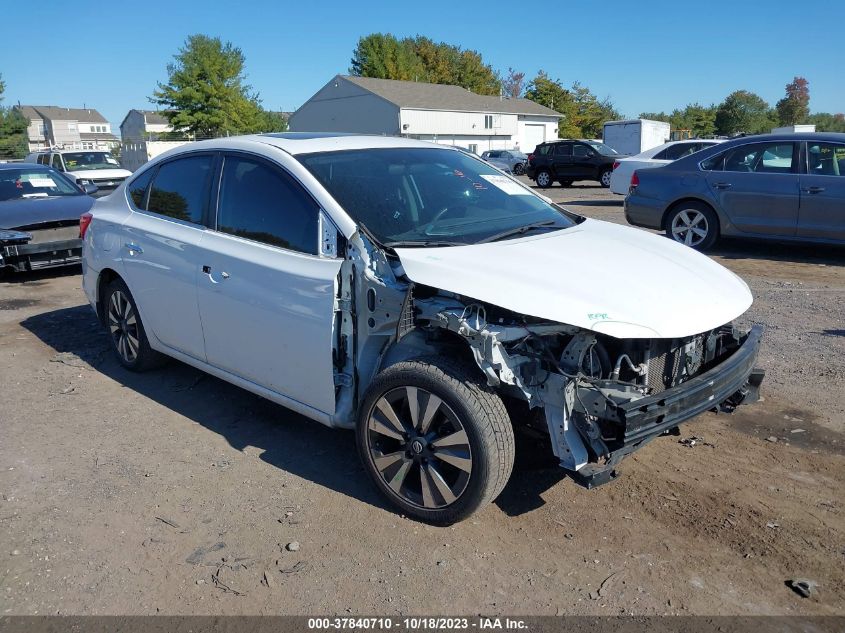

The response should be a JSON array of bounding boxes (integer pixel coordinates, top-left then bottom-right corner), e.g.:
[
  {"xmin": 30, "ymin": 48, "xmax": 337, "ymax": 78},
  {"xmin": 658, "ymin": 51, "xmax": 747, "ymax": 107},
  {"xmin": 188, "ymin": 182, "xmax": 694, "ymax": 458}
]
[
  {"xmin": 125, "ymin": 242, "xmax": 143, "ymax": 254},
  {"xmin": 713, "ymin": 182, "xmax": 732, "ymax": 190},
  {"xmin": 801, "ymin": 186, "xmax": 825, "ymax": 194}
]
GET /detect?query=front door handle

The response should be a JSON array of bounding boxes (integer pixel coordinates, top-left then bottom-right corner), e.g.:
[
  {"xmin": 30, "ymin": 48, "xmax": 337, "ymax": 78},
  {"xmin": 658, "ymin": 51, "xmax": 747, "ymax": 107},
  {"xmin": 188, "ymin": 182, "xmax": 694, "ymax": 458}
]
[
  {"xmin": 125, "ymin": 242, "xmax": 143, "ymax": 254},
  {"xmin": 713, "ymin": 182, "xmax": 732, "ymax": 190},
  {"xmin": 801, "ymin": 186, "xmax": 825, "ymax": 194}
]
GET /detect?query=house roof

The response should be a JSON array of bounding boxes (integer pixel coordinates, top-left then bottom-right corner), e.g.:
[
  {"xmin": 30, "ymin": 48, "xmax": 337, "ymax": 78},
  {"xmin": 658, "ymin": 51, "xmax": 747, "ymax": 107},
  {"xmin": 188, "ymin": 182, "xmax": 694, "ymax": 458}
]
[
  {"xmin": 341, "ymin": 75, "xmax": 562, "ymax": 117},
  {"xmin": 19, "ymin": 105, "xmax": 108, "ymax": 123},
  {"xmin": 140, "ymin": 110, "xmax": 170, "ymax": 125},
  {"xmin": 15, "ymin": 105, "xmax": 42, "ymax": 121},
  {"xmin": 80, "ymin": 132, "xmax": 118, "ymax": 141}
]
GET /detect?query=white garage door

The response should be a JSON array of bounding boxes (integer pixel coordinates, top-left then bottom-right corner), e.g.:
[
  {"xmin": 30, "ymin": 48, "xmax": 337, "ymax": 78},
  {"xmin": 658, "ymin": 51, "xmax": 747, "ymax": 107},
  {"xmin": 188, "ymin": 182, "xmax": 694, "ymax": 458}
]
[{"xmin": 522, "ymin": 124, "xmax": 546, "ymax": 152}]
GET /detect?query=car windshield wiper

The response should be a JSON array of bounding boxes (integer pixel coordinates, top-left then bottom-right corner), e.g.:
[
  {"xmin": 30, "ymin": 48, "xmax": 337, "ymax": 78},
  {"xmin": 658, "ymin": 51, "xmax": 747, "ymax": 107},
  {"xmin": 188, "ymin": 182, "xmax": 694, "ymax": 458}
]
[
  {"xmin": 476, "ymin": 220, "xmax": 560, "ymax": 244},
  {"xmin": 384, "ymin": 240, "xmax": 465, "ymax": 248}
]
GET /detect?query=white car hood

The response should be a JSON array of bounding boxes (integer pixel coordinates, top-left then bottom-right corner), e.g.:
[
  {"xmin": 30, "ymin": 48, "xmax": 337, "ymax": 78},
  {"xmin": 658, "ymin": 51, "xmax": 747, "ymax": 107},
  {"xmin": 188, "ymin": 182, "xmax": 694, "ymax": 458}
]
[
  {"xmin": 67, "ymin": 168, "xmax": 131, "ymax": 180},
  {"xmin": 394, "ymin": 219, "xmax": 752, "ymax": 339}
]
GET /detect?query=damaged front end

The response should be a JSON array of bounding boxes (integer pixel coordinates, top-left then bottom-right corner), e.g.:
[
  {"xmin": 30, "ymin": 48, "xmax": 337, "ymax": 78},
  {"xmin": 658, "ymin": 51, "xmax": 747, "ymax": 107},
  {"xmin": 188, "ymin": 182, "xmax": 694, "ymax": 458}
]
[{"xmin": 412, "ymin": 294, "xmax": 764, "ymax": 487}]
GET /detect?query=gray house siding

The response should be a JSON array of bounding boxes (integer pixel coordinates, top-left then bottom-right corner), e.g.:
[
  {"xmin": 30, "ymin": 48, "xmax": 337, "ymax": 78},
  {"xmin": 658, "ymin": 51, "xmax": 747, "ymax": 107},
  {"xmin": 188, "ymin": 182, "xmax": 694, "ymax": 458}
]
[{"xmin": 289, "ymin": 77, "xmax": 400, "ymax": 135}]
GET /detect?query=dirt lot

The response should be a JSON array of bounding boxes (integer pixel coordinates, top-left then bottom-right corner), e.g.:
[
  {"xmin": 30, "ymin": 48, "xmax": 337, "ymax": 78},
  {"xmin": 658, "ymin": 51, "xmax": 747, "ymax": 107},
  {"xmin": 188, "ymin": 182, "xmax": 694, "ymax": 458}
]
[{"xmin": 1, "ymin": 181, "xmax": 843, "ymax": 616}]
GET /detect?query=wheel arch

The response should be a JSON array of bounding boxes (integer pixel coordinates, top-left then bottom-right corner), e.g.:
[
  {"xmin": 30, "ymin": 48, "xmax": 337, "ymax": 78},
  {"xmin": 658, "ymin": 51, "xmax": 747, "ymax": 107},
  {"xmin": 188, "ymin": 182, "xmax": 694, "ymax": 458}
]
[
  {"xmin": 95, "ymin": 267, "xmax": 123, "ymax": 324},
  {"xmin": 662, "ymin": 197, "xmax": 720, "ymax": 233}
]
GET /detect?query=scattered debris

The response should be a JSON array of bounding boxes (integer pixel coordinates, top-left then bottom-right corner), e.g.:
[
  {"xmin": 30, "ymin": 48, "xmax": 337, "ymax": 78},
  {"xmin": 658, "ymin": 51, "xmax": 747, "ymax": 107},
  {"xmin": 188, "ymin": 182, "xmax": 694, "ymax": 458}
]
[
  {"xmin": 50, "ymin": 352, "xmax": 92, "ymax": 370},
  {"xmin": 766, "ymin": 521, "xmax": 781, "ymax": 529},
  {"xmin": 11, "ymin": 549, "xmax": 20, "ymax": 556},
  {"xmin": 564, "ymin": 533, "xmax": 574, "ymax": 540},
  {"xmin": 285, "ymin": 541, "xmax": 300, "ymax": 552},
  {"xmin": 436, "ymin": 560, "xmax": 447, "ymax": 567},
  {"xmin": 186, "ymin": 542, "xmax": 226, "ymax": 565},
  {"xmin": 155, "ymin": 516, "xmax": 180, "ymax": 529},
  {"xmin": 661, "ymin": 494, "xmax": 681, "ymax": 502},
  {"xmin": 790, "ymin": 429, "xmax": 806, "ymax": 434},
  {"xmin": 765, "ymin": 436, "xmax": 779, "ymax": 443},
  {"xmin": 211, "ymin": 565, "xmax": 245, "ymax": 596},
  {"xmin": 597, "ymin": 571, "xmax": 621, "ymax": 598},
  {"xmin": 786, "ymin": 579, "xmax": 818, "ymax": 598},
  {"xmin": 261, "ymin": 570, "xmax": 274, "ymax": 589},
  {"xmin": 279, "ymin": 561, "xmax": 308, "ymax": 574},
  {"xmin": 56, "ymin": 386, "xmax": 76, "ymax": 395}
]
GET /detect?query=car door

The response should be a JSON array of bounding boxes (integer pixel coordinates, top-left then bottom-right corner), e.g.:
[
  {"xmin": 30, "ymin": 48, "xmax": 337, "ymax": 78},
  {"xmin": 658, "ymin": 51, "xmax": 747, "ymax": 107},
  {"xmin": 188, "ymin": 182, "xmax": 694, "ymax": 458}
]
[
  {"xmin": 550, "ymin": 142, "xmax": 573, "ymax": 180},
  {"xmin": 704, "ymin": 141, "xmax": 800, "ymax": 237},
  {"xmin": 120, "ymin": 153, "xmax": 215, "ymax": 360},
  {"xmin": 571, "ymin": 143, "xmax": 596, "ymax": 179},
  {"xmin": 798, "ymin": 140, "xmax": 845, "ymax": 241},
  {"xmin": 195, "ymin": 152, "xmax": 342, "ymax": 415}
]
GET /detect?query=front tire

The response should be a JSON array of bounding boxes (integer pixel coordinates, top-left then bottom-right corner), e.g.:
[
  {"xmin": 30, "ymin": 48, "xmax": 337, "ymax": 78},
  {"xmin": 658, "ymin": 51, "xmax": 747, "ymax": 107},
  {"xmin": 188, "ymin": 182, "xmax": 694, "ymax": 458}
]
[
  {"xmin": 513, "ymin": 163, "xmax": 525, "ymax": 175},
  {"xmin": 535, "ymin": 169, "xmax": 553, "ymax": 188},
  {"xmin": 357, "ymin": 357, "xmax": 515, "ymax": 525},
  {"xmin": 104, "ymin": 278, "xmax": 165, "ymax": 371},
  {"xmin": 599, "ymin": 168, "xmax": 612, "ymax": 188},
  {"xmin": 665, "ymin": 202, "xmax": 719, "ymax": 251}
]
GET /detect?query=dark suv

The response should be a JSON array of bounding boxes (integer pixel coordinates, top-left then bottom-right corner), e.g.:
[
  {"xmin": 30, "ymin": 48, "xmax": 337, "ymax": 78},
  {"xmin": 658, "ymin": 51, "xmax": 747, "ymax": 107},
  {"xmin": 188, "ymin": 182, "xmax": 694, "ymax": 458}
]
[{"xmin": 527, "ymin": 140, "xmax": 623, "ymax": 188}]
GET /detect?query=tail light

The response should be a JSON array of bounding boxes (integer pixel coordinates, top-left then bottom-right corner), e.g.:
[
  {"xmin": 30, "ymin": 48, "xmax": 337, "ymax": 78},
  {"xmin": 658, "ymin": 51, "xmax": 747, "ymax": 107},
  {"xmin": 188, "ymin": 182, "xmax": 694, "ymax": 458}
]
[
  {"xmin": 79, "ymin": 212, "xmax": 93, "ymax": 239},
  {"xmin": 527, "ymin": 153, "xmax": 535, "ymax": 162},
  {"xmin": 612, "ymin": 161, "xmax": 620, "ymax": 170},
  {"xmin": 629, "ymin": 171, "xmax": 640, "ymax": 189}
]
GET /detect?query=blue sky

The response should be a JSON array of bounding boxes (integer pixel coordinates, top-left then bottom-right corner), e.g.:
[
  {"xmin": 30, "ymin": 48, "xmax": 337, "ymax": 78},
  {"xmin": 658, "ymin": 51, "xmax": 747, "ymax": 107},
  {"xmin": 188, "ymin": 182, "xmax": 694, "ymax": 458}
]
[{"xmin": 1, "ymin": 0, "xmax": 842, "ymax": 131}]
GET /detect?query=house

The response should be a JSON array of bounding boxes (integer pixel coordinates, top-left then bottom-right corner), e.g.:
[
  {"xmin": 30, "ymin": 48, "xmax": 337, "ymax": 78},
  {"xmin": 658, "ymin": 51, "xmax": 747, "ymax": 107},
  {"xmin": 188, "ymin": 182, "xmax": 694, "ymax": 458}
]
[
  {"xmin": 15, "ymin": 105, "xmax": 118, "ymax": 152},
  {"xmin": 119, "ymin": 109, "xmax": 187, "ymax": 172},
  {"xmin": 289, "ymin": 75, "xmax": 562, "ymax": 154}
]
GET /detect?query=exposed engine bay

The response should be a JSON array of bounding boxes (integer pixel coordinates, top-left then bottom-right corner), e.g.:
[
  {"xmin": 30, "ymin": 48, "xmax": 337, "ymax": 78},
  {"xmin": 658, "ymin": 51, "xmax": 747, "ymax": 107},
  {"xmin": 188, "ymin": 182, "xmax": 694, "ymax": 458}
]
[{"xmin": 330, "ymin": 233, "xmax": 764, "ymax": 487}]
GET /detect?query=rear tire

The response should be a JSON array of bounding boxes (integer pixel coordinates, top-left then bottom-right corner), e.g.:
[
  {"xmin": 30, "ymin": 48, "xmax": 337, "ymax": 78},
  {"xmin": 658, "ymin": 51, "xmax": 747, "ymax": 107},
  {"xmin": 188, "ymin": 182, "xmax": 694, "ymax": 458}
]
[
  {"xmin": 665, "ymin": 202, "xmax": 719, "ymax": 251},
  {"xmin": 535, "ymin": 169, "xmax": 553, "ymax": 188},
  {"xmin": 103, "ymin": 278, "xmax": 165, "ymax": 371},
  {"xmin": 357, "ymin": 357, "xmax": 515, "ymax": 525},
  {"xmin": 599, "ymin": 168, "xmax": 612, "ymax": 188}
]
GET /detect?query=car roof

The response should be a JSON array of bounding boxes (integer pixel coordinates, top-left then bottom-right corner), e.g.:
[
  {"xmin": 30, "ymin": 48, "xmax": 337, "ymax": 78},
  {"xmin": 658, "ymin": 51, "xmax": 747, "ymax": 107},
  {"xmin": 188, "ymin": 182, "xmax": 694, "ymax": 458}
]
[
  {"xmin": 0, "ymin": 162, "xmax": 52, "ymax": 171},
  {"xmin": 722, "ymin": 132, "xmax": 845, "ymax": 143}
]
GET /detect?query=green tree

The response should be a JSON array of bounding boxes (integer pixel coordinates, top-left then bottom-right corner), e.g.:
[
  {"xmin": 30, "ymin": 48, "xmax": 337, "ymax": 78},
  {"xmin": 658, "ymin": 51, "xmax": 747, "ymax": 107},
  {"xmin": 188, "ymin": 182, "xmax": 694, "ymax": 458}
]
[
  {"xmin": 641, "ymin": 103, "xmax": 717, "ymax": 137},
  {"xmin": 349, "ymin": 34, "xmax": 501, "ymax": 95},
  {"xmin": 151, "ymin": 34, "xmax": 262, "ymax": 137},
  {"xmin": 715, "ymin": 90, "xmax": 775, "ymax": 135},
  {"xmin": 257, "ymin": 110, "xmax": 289, "ymax": 132},
  {"xmin": 776, "ymin": 76, "xmax": 810, "ymax": 126},
  {"xmin": 807, "ymin": 112, "xmax": 845, "ymax": 133},
  {"xmin": 524, "ymin": 73, "xmax": 619, "ymax": 138},
  {"xmin": 524, "ymin": 71, "xmax": 570, "ymax": 136},
  {"xmin": 0, "ymin": 73, "xmax": 29, "ymax": 159}
]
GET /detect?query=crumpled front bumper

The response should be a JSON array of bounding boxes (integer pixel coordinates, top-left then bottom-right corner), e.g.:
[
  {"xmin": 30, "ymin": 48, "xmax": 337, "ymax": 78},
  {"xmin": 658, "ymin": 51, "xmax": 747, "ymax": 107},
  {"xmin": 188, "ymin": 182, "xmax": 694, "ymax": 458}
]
[{"xmin": 570, "ymin": 325, "xmax": 765, "ymax": 488}]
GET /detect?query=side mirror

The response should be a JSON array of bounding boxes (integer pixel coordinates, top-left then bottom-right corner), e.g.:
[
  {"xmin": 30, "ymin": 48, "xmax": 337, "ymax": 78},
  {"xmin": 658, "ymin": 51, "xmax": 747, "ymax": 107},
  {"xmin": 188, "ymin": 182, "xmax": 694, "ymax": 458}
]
[{"xmin": 82, "ymin": 183, "xmax": 99, "ymax": 195}]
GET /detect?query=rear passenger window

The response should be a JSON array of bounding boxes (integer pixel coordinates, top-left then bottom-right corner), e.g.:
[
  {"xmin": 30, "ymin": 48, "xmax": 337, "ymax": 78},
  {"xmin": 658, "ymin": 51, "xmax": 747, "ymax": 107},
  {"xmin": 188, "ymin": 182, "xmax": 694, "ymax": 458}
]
[
  {"xmin": 127, "ymin": 168, "xmax": 155, "ymax": 209},
  {"xmin": 553, "ymin": 144, "xmax": 572, "ymax": 156},
  {"xmin": 536, "ymin": 144, "xmax": 552, "ymax": 156},
  {"xmin": 216, "ymin": 155, "xmax": 318, "ymax": 255},
  {"xmin": 723, "ymin": 143, "xmax": 795, "ymax": 173},
  {"xmin": 147, "ymin": 155, "xmax": 213, "ymax": 223},
  {"xmin": 807, "ymin": 143, "xmax": 845, "ymax": 176}
]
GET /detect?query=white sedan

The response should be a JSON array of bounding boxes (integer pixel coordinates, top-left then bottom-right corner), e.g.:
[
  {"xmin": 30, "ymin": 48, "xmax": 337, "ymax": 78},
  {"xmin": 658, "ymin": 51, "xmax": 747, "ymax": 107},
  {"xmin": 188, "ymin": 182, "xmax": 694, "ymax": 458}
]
[
  {"xmin": 609, "ymin": 139, "xmax": 724, "ymax": 194},
  {"xmin": 81, "ymin": 134, "xmax": 762, "ymax": 524}
]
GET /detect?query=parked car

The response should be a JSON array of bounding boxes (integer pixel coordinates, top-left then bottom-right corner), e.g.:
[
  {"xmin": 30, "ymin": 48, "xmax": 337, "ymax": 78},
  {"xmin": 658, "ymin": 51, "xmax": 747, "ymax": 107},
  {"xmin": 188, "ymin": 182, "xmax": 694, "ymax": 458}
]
[
  {"xmin": 0, "ymin": 164, "xmax": 96, "ymax": 272},
  {"xmin": 25, "ymin": 150, "xmax": 131, "ymax": 197},
  {"xmin": 609, "ymin": 140, "xmax": 724, "ymax": 195},
  {"xmin": 625, "ymin": 133, "xmax": 845, "ymax": 250},
  {"xmin": 481, "ymin": 149, "xmax": 528, "ymax": 175},
  {"xmin": 526, "ymin": 140, "xmax": 623, "ymax": 188},
  {"xmin": 82, "ymin": 134, "xmax": 763, "ymax": 524}
]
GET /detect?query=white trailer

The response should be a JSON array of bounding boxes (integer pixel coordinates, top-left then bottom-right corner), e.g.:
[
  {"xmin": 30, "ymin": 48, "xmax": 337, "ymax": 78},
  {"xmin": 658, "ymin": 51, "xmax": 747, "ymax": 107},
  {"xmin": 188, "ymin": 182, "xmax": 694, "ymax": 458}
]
[
  {"xmin": 771, "ymin": 124, "xmax": 816, "ymax": 134},
  {"xmin": 602, "ymin": 119, "xmax": 671, "ymax": 155}
]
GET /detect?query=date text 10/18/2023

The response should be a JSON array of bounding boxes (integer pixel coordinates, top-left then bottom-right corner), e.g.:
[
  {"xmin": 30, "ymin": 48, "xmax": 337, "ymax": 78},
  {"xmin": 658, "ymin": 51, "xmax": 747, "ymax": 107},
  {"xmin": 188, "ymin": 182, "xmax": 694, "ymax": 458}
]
[{"xmin": 307, "ymin": 617, "xmax": 528, "ymax": 630}]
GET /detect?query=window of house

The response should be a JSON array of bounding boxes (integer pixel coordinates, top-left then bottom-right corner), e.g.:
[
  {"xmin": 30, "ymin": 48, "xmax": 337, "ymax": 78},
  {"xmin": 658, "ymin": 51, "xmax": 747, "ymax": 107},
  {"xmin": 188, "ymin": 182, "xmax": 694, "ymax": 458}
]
[
  {"xmin": 468, "ymin": 144, "xmax": 478, "ymax": 154},
  {"xmin": 484, "ymin": 115, "xmax": 493, "ymax": 129},
  {"xmin": 216, "ymin": 155, "xmax": 318, "ymax": 255},
  {"xmin": 147, "ymin": 155, "xmax": 213, "ymax": 223},
  {"xmin": 68, "ymin": 123, "xmax": 77, "ymax": 131}
]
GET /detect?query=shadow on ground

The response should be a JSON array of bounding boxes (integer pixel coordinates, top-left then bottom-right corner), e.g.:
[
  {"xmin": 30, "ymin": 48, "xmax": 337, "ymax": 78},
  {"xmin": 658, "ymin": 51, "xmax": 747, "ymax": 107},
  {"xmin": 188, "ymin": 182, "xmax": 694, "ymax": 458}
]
[{"xmin": 21, "ymin": 303, "xmax": 567, "ymax": 521}]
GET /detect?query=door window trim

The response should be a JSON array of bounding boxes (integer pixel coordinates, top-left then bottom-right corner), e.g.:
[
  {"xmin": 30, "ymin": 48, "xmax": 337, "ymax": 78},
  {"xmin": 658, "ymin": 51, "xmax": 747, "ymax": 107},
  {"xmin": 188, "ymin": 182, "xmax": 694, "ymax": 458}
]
[
  {"xmin": 802, "ymin": 141, "xmax": 845, "ymax": 178},
  {"xmin": 209, "ymin": 150, "xmax": 336, "ymax": 259},
  {"xmin": 127, "ymin": 150, "xmax": 218, "ymax": 228},
  {"xmin": 698, "ymin": 141, "xmax": 800, "ymax": 175}
]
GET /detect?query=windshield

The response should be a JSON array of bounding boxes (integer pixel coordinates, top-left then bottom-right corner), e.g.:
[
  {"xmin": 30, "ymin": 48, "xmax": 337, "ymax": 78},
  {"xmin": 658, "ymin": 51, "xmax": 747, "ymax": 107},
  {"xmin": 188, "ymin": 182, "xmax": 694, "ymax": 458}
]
[
  {"xmin": 61, "ymin": 152, "xmax": 120, "ymax": 172},
  {"xmin": 298, "ymin": 148, "xmax": 580, "ymax": 246},
  {"xmin": 0, "ymin": 168, "xmax": 80, "ymax": 201},
  {"xmin": 584, "ymin": 141, "xmax": 618, "ymax": 156}
]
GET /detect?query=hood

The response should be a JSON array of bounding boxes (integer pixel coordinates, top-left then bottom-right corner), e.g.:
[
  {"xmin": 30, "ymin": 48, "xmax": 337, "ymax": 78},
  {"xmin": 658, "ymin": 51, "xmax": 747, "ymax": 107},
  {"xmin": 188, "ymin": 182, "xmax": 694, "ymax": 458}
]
[
  {"xmin": 394, "ymin": 219, "xmax": 752, "ymax": 339},
  {"xmin": 0, "ymin": 195, "xmax": 94, "ymax": 230},
  {"xmin": 65, "ymin": 168, "xmax": 131, "ymax": 181}
]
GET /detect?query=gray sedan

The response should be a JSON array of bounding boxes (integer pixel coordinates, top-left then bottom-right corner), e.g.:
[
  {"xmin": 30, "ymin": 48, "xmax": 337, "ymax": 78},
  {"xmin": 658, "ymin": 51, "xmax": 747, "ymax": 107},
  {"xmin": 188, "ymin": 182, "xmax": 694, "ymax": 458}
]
[
  {"xmin": 481, "ymin": 149, "xmax": 528, "ymax": 175},
  {"xmin": 624, "ymin": 132, "xmax": 845, "ymax": 250}
]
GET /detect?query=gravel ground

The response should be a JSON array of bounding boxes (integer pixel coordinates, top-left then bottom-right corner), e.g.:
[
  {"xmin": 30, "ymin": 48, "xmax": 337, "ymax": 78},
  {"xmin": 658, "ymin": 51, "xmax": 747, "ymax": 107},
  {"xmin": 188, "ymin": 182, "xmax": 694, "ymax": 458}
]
[{"xmin": 0, "ymin": 181, "xmax": 843, "ymax": 616}]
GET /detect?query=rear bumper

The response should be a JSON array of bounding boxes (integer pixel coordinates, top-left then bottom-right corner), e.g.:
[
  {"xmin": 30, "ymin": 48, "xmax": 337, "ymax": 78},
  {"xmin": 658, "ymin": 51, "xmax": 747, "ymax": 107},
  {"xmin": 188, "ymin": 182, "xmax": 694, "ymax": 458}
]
[
  {"xmin": 570, "ymin": 325, "xmax": 765, "ymax": 488},
  {"xmin": 1, "ymin": 238, "xmax": 82, "ymax": 271},
  {"xmin": 624, "ymin": 193, "xmax": 665, "ymax": 230}
]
